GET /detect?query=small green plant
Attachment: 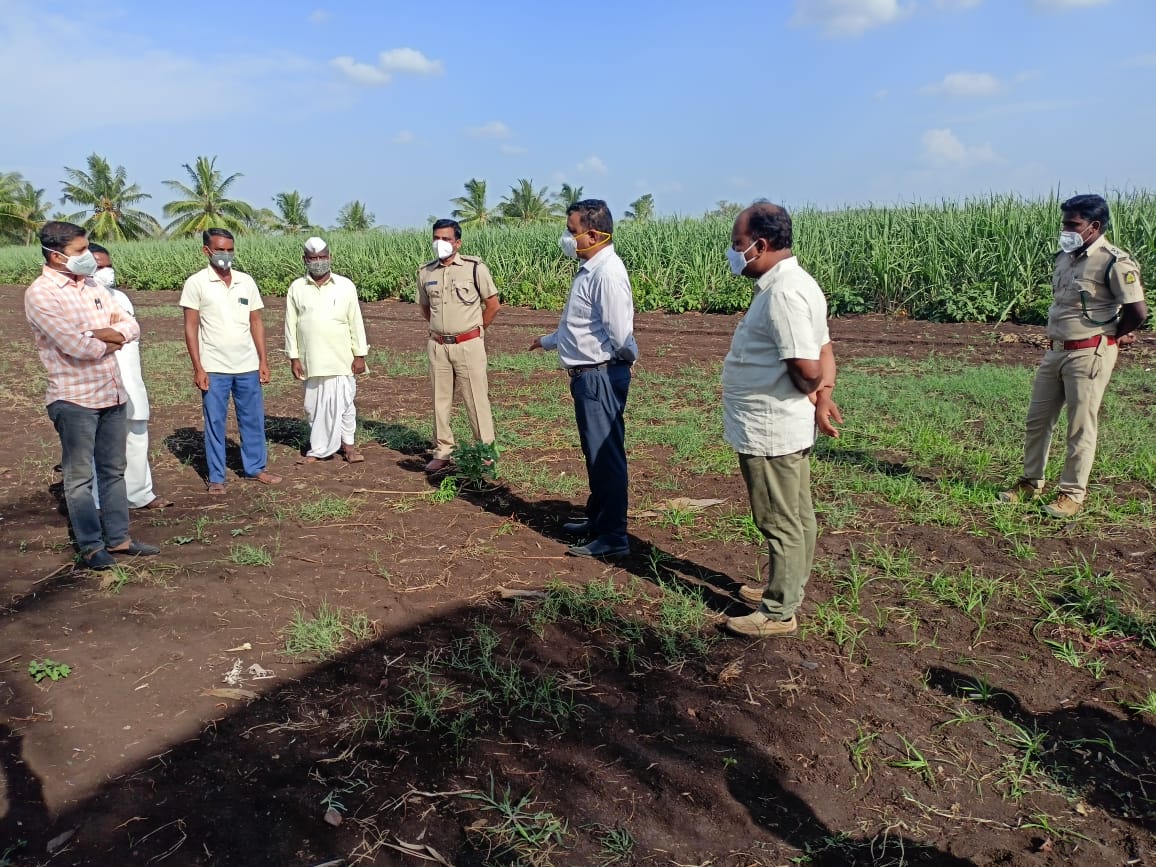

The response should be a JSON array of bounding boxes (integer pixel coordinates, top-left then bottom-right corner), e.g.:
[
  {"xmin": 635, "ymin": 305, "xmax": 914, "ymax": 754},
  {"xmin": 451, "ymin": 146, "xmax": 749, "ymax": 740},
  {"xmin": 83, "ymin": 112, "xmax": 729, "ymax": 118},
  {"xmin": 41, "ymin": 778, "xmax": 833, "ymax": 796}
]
[
  {"xmin": 461, "ymin": 779, "xmax": 568, "ymax": 866},
  {"xmin": 28, "ymin": 659, "xmax": 71, "ymax": 683},
  {"xmin": 451, "ymin": 441, "xmax": 499, "ymax": 488},
  {"xmin": 100, "ymin": 565, "xmax": 134, "ymax": 594},
  {"xmin": 283, "ymin": 602, "xmax": 371, "ymax": 660},
  {"xmin": 229, "ymin": 544, "xmax": 273, "ymax": 567},
  {"xmin": 1126, "ymin": 691, "xmax": 1156, "ymax": 716},
  {"xmin": 430, "ymin": 475, "xmax": 459, "ymax": 503},
  {"xmin": 846, "ymin": 724, "xmax": 879, "ymax": 784},
  {"xmin": 170, "ymin": 535, "xmax": 194, "ymax": 546},
  {"xmin": 587, "ymin": 823, "xmax": 636, "ymax": 865},
  {"xmin": 888, "ymin": 735, "xmax": 935, "ymax": 786}
]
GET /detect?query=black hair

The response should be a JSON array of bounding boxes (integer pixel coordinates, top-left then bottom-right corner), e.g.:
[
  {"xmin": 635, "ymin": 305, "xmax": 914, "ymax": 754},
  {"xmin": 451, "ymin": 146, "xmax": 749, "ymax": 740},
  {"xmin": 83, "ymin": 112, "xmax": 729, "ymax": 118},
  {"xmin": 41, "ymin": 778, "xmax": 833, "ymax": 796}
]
[
  {"xmin": 203, "ymin": 228, "xmax": 235, "ymax": 246},
  {"xmin": 746, "ymin": 201, "xmax": 792, "ymax": 251},
  {"xmin": 88, "ymin": 242, "xmax": 110, "ymax": 257},
  {"xmin": 567, "ymin": 199, "xmax": 613, "ymax": 235},
  {"xmin": 39, "ymin": 221, "xmax": 87, "ymax": 261},
  {"xmin": 1061, "ymin": 194, "xmax": 1110, "ymax": 230},
  {"xmin": 431, "ymin": 218, "xmax": 462, "ymax": 240}
]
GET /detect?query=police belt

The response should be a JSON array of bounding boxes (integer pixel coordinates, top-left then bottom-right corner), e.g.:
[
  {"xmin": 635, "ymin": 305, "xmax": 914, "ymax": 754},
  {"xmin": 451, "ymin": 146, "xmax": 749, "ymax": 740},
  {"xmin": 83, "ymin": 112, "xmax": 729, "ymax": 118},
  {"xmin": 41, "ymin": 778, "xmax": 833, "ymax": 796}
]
[
  {"xmin": 429, "ymin": 327, "xmax": 482, "ymax": 345},
  {"xmin": 566, "ymin": 360, "xmax": 631, "ymax": 378},
  {"xmin": 1052, "ymin": 335, "xmax": 1117, "ymax": 351}
]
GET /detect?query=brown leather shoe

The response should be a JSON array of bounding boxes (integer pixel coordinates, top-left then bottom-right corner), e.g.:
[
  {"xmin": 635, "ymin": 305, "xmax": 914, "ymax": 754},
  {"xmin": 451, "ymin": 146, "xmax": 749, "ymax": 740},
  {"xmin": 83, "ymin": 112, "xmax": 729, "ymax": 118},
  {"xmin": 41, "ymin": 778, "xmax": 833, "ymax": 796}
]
[
  {"xmin": 342, "ymin": 445, "xmax": 365, "ymax": 463},
  {"xmin": 1044, "ymin": 494, "xmax": 1082, "ymax": 519},
  {"xmin": 998, "ymin": 480, "xmax": 1043, "ymax": 504},
  {"xmin": 424, "ymin": 458, "xmax": 451, "ymax": 473},
  {"xmin": 725, "ymin": 612, "xmax": 798, "ymax": 638},
  {"xmin": 737, "ymin": 584, "xmax": 765, "ymax": 605}
]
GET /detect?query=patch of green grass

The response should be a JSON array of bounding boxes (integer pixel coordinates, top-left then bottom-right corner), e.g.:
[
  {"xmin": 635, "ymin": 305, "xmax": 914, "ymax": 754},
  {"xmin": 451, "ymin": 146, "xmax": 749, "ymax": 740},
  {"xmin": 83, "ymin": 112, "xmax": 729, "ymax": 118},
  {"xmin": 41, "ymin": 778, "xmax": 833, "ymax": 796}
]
[
  {"xmin": 297, "ymin": 494, "xmax": 357, "ymax": 523},
  {"xmin": 587, "ymin": 823, "xmax": 635, "ymax": 866},
  {"xmin": 283, "ymin": 601, "xmax": 371, "ymax": 660},
  {"xmin": 28, "ymin": 658, "xmax": 71, "ymax": 683},
  {"xmin": 461, "ymin": 779, "xmax": 568, "ymax": 867},
  {"xmin": 229, "ymin": 544, "xmax": 273, "ymax": 567}
]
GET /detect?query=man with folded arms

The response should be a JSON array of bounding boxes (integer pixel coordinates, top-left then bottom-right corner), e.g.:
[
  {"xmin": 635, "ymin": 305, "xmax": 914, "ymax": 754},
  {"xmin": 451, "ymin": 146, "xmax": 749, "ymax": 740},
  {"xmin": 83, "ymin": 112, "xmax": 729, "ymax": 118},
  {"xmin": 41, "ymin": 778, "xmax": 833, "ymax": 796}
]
[{"xmin": 25, "ymin": 221, "xmax": 159, "ymax": 570}]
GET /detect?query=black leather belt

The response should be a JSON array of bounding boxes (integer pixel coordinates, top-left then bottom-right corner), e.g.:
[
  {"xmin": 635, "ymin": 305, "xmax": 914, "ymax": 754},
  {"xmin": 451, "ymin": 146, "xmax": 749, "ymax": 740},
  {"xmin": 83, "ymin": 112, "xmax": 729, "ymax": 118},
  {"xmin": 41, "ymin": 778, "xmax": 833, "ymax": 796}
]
[{"xmin": 566, "ymin": 360, "xmax": 630, "ymax": 378}]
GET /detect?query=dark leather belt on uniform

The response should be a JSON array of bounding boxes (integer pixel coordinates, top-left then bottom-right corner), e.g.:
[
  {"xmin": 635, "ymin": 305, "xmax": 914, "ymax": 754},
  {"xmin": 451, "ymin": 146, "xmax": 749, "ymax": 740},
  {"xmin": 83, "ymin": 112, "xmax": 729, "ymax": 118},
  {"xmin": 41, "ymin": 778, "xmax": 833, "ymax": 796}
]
[
  {"xmin": 566, "ymin": 360, "xmax": 631, "ymax": 378},
  {"xmin": 430, "ymin": 326, "xmax": 482, "ymax": 345},
  {"xmin": 1059, "ymin": 335, "xmax": 1116, "ymax": 351}
]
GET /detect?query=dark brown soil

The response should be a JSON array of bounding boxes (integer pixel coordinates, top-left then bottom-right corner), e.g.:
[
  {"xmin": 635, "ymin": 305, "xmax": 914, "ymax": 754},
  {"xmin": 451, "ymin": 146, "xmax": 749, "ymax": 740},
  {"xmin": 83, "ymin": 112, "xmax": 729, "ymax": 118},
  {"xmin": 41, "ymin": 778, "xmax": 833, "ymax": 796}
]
[{"xmin": 1, "ymin": 289, "xmax": 1153, "ymax": 866}]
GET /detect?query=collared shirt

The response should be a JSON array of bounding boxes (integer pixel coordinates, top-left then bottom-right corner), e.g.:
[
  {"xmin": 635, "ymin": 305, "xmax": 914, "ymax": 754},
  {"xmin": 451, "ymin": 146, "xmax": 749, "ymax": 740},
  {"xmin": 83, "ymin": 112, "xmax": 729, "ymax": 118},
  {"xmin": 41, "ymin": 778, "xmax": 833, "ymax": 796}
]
[
  {"xmin": 1048, "ymin": 235, "xmax": 1145, "ymax": 341},
  {"xmin": 25, "ymin": 266, "xmax": 140, "ymax": 409},
  {"xmin": 539, "ymin": 244, "xmax": 639, "ymax": 368},
  {"xmin": 106, "ymin": 287, "xmax": 150, "ymax": 420},
  {"xmin": 178, "ymin": 267, "xmax": 265, "ymax": 374},
  {"xmin": 416, "ymin": 253, "xmax": 498, "ymax": 337},
  {"xmin": 722, "ymin": 256, "xmax": 830, "ymax": 458},
  {"xmin": 284, "ymin": 271, "xmax": 369, "ymax": 378}
]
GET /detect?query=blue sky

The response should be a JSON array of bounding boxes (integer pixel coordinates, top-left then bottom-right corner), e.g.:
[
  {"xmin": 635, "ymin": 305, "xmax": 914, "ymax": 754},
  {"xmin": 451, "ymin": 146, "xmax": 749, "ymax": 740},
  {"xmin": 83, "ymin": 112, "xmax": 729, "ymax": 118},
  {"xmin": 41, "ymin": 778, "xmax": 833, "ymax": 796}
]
[{"xmin": 2, "ymin": 0, "xmax": 1154, "ymax": 229}]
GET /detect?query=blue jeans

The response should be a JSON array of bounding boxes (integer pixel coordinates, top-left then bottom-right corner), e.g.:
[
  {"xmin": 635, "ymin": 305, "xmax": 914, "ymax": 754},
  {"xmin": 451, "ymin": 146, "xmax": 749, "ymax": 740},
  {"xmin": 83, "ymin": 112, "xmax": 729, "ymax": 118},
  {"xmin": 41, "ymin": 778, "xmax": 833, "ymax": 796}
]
[
  {"xmin": 203, "ymin": 372, "xmax": 268, "ymax": 484},
  {"xmin": 47, "ymin": 400, "xmax": 129, "ymax": 555},
  {"xmin": 570, "ymin": 364, "xmax": 631, "ymax": 546}
]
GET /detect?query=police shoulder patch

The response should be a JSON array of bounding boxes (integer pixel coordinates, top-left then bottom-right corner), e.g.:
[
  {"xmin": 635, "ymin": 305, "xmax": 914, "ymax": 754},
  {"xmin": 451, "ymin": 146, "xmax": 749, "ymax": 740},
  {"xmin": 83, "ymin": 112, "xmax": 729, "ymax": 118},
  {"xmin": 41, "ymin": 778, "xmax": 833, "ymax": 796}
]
[{"xmin": 1125, "ymin": 271, "xmax": 1138, "ymax": 284}]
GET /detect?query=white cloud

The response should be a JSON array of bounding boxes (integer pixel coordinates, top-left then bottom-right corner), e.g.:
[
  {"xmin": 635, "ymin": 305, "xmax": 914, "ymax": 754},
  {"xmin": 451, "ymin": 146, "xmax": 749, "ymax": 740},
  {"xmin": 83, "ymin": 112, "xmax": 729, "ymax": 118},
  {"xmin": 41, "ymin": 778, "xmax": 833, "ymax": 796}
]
[
  {"xmin": 393, "ymin": 130, "xmax": 416, "ymax": 144},
  {"xmin": 921, "ymin": 128, "xmax": 997, "ymax": 165},
  {"xmin": 330, "ymin": 47, "xmax": 444, "ymax": 86},
  {"xmin": 499, "ymin": 143, "xmax": 527, "ymax": 155},
  {"xmin": 577, "ymin": 155, "xmax": 608, "ymax": 175},
  {"xmin": 308, "ymin": 9, "xmax": 330, "ymax": 24},
  {"xmin": 1031, "ymin": 0, "xmax": 1110, "ymax": 9},
  {"xmin": 467, "ymin": 120, "xmax": 512, "ymax": 139},
  {"xmin": 792, "ymin": 0, "xmax": 912, "ymax": 37},
  {"xmin": 378, "ymin": 48, "xmax": 443, "ymax": 76},
  {"xmin": 330, "ymin": 55, "xmax": 390, "ymax": 85},
  {"xmin": 921, "ymin": 71, "xmax": 1002, "ymax": 97}
]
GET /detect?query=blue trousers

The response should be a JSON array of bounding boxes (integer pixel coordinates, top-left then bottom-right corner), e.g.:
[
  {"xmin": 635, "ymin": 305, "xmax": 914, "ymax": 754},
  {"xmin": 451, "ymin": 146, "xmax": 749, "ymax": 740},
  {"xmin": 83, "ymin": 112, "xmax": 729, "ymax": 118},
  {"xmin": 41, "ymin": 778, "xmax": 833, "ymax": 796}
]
[
  {"xmin": 47, "ymin": 400, "xmax": 129, "ymax": 555},
  {"xmin": 203, "ymin": 372, "xmax": 268, "ymax": 484},
  {"xmin": 570, "ymin": 364, "xmax": 631, "ymax": 546}
]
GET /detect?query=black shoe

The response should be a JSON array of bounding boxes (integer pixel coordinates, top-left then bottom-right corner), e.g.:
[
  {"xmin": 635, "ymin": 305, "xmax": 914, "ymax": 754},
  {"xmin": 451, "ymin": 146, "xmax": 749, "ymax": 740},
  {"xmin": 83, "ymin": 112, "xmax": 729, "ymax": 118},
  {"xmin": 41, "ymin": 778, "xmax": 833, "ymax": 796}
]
[
  {"xmin": 561, "ymin": 520, "xmax": 590, "ymax": 535},
  {"xmin": 110, "ymin": 541, "xmax": 160, "ymax": 556},
  {"xmin": 567, "ymin": 539, "xmax": 630, "ymax": 559},
  {"xmin": 82, "ymin": 549, "xmax": 117, "ymax": 571}
]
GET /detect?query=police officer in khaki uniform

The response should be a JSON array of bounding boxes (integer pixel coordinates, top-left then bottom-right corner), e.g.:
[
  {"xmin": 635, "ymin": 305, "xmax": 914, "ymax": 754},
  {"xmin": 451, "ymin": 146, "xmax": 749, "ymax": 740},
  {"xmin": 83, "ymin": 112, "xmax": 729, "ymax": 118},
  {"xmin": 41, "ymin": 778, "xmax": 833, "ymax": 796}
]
[
  {"xmin": 1000, "ymin": 195, "xmax": 1148, "ymax": 518},
  {"xmin": 417, "ymin": 218, "xmax": 500, "ymax": 472}
]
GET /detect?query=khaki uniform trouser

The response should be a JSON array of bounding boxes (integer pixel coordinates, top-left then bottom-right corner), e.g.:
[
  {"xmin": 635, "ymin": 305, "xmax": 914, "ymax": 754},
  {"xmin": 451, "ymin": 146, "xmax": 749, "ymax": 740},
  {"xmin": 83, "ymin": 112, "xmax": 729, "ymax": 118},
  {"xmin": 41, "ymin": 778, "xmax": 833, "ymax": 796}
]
[
  {"xmin": 427, "ymin": 335, "xmax": 495, "ymax": 460},
  {"xmin": 739, "ymin": 449, "xmax": 817, "ymax": 621},
  {"xmin": 1021, "ymin": 341, "xmax": 1118, "ymax": 503}
]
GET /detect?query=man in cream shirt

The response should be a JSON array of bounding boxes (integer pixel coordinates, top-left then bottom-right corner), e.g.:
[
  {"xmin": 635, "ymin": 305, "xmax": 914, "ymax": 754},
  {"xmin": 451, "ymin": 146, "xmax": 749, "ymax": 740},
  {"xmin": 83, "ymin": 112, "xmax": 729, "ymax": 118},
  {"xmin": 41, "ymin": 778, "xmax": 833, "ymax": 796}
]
[
  {"xmin": 721, "ymin": 202, "xmax": 841, "ymax": 639},
  {"xmin": 285, "ymin": 237, "xmax": 369, "ymax": 463}
]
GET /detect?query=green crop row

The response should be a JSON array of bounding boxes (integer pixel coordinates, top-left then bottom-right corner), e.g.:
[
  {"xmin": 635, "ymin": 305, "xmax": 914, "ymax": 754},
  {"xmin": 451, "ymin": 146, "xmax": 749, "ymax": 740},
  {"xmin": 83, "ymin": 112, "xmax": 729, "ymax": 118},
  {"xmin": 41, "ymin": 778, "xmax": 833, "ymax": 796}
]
[{"xmin": 2, "ymin": 192, "xmax": 1152, "ymax": 323}]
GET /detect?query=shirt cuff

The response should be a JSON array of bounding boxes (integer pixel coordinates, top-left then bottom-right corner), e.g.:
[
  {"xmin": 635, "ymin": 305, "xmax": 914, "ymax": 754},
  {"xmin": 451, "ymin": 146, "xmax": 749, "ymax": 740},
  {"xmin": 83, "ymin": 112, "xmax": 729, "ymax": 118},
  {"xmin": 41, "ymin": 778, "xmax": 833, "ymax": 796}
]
[{"xmin": 540, "ymin": 333, "xmax": 558, "ymax": 350}]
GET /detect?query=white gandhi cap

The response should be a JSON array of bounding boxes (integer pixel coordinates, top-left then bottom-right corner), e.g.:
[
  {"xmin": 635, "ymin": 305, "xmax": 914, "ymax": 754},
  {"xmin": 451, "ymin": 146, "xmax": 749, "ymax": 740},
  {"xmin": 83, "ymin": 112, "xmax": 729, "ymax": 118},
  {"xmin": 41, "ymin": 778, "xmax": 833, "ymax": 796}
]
[{"xmin": 303, "ymin": 236, "xmax": 328, "ymax": 254}]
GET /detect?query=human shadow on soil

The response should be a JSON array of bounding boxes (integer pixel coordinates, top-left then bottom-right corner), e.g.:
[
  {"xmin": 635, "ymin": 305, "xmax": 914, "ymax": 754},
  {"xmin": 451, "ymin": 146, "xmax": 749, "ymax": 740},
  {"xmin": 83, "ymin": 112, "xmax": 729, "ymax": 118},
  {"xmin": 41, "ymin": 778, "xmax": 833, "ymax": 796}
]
[
  {"xmin": 12, "ymin": 604, "xmax": 980, "ymax": 866},
  {"xmin": 928, "ymin": 666, "xmax": 1156, "ymax": 833},
  {"xmin": 358, "ymin": 418, "xmax": 431, "ymax": 476},
  {"xmin": 460, "ymin": 484, "xmax": 753, "ymax": 617},
  {"xmin": 0, "ymin": 723, "xmax": 50, "ymax": 855}
]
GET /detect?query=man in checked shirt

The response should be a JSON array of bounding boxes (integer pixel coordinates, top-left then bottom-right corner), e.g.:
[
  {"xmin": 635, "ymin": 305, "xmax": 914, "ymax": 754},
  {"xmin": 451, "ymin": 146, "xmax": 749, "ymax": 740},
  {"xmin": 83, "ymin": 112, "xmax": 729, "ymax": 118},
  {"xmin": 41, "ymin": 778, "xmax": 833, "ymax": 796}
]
[{"xmin": 25, "ymin": 221, "xmax": 160, "ymax": 571}]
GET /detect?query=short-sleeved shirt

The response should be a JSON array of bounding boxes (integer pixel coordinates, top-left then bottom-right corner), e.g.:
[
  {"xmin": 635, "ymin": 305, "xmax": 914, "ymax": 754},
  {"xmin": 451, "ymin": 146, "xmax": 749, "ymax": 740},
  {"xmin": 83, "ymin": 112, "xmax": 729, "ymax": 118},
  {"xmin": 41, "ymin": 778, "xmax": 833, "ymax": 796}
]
[
  {"xmin": 179, "ymin": 267, "xmax": 264, "ymax": 374},
  {"xmin": 416, "ymin": 254, "xmax": 497, "ymax": 337},
  {"xmin": 284, "ymin": 272, "xmax": 369, "ymax": 378},
  {"xmin": 1048, "ymin": 235, "xmax": 1145, "ymax": 341},
  {"xmin": 722, "ymin": 256, "xmax": 830, "ymax": 458}
]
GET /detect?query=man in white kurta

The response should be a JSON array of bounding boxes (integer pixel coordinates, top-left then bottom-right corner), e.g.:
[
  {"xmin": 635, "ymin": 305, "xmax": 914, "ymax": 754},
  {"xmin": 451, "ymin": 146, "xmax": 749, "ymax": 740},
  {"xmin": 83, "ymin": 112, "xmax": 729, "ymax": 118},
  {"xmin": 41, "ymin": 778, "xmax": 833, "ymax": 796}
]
[
  {"xmin": 91, "ymin": 245, "xmax": 172, "ymax": 509},
  {"xmin": 284, "ymin": 237, "xmax": 369, "ymax": 463}
]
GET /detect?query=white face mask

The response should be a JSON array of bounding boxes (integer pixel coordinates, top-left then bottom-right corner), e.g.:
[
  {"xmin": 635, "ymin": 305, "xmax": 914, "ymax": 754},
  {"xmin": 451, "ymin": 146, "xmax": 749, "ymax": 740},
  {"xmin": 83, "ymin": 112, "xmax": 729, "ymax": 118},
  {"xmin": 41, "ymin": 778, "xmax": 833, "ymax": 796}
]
[
  {"xmin": 559, "ymin": 233, "xmax": 579, "ymax": 260},
  {"xmin": 94, "ymin": 266, "xmax": 116, "ymax": 288},
  {"xmin": 726, "ymin": 240, "xmax": 757, "ymax": 276},
  {"xmin": 432, "ymin": 239, "xmax": 454, "ymax": 260},
  {"xmin": 44, "ymin": 246, "xmax": 99, "ymax": 277},
  {"xmin": 1058, "ymin": 230, "xmax": 1085, "ymax": 253}
]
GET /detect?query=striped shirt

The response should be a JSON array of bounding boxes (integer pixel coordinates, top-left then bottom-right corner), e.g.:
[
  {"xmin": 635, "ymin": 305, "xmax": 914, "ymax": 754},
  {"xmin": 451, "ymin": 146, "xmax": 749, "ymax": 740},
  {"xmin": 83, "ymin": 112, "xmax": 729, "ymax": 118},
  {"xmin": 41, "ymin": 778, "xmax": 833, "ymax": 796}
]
[{"xmin": 25, "ymin": 266, "xmax": 141, "ymax": 408}]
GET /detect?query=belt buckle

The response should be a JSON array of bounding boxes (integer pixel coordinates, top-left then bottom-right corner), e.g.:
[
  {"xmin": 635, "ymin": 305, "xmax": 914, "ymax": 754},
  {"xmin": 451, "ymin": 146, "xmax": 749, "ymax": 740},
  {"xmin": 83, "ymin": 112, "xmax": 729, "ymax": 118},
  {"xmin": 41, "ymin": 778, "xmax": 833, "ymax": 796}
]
[{"xmin": 443, "ymin": 334, "xmax": 457, "ymax": 345}]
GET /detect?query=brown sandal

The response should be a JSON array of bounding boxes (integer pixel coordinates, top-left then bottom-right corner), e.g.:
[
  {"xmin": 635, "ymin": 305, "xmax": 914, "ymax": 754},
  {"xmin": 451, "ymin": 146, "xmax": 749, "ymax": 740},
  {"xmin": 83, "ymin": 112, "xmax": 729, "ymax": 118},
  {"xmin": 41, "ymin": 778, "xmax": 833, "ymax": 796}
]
[{"xmin": 206, "ymin": 482, "xmax": 226, "ymax": 496}]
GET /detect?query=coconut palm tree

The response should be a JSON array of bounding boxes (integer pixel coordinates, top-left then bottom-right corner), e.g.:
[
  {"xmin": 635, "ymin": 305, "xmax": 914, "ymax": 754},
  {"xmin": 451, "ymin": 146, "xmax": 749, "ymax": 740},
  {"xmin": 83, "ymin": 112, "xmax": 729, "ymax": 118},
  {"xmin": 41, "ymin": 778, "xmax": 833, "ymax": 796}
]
[
  {"xmin": 336, "ymin": 200, "xmax": 375, "ymax": 231},
  {"xmin": 625, "ymin": 193, "xmax": 655, "ymax": 222},
  {"xmin": 1, "ymin": 180, "xmax": 50, "ymax": 244},
  {"xmin": 162, "ymin": 156, "xmax": 256, "ymax": 237},
  {"xmin": 450, "ymin": 178, "xmax": 492, "ymax": 226},
  {"xmin": 554, "ymin": 183, "xmax": 584, "ymax": 210},
  {"xmin": 60, "ymin": 154, "xmax": 161, "ymax": 241},
  {"xmin": 270, "ymin": 191, "xmax": 314, "ymax": 234},
  {"xmin": 499, "ymin": 179, "xmax": 558, "ymax": 223}
]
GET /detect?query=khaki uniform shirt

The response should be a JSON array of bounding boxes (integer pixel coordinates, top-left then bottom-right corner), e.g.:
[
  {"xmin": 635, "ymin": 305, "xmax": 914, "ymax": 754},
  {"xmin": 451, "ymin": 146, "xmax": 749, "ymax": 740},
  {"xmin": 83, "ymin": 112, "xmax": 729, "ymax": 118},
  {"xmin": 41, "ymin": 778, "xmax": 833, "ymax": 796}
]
[
  {"xmin": 1048, "ymin": 235, "xmax": 1145, "ymax": 341},
  {"xmin": 722, "ymin": 257, "xmax": 830, "ymax": 458},
  {"xmin": 284, "ymin": 272, "xmax": 369, "ymax": 378},
  {"xmin": 416, "ymin": 253, "xmax": 498, "ymax": 337},
  {"xmin": 179, "ymin": 267, "xmax": 264, "ymax": 374}
]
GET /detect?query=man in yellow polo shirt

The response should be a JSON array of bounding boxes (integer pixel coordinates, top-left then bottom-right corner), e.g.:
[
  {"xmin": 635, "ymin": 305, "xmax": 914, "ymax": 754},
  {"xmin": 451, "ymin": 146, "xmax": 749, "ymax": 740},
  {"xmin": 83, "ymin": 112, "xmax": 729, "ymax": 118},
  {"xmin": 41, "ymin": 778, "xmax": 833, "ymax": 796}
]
[
  {"xmin": 417, "ymin": 218, "xmax": 500, "ymax": 473},
  {"xmin": 285, "ymin": 236, "xmax": 369, "ymax": 463},
  {"xmin": 179, "ymin": 228, "xmax": 282, "ymax": 495}
]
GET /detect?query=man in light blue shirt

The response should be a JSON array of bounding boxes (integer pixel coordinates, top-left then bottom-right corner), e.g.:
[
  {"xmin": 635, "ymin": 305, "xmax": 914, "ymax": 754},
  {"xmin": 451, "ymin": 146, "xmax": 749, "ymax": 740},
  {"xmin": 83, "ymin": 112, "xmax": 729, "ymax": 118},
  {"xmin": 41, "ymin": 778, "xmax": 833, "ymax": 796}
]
[{"xmin": 531, "ymin": 199, "xmax": 638, "ymax": 558}]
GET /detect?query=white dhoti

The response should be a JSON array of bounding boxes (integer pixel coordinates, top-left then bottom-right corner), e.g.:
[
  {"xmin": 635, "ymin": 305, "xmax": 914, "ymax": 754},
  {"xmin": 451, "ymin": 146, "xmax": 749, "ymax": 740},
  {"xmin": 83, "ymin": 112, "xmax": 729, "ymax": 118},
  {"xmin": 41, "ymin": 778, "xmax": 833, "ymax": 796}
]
[{"xmin": 304, "ymin": 375, "xmax": 357, "ymax": 458}]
